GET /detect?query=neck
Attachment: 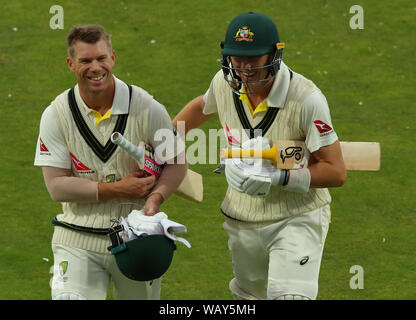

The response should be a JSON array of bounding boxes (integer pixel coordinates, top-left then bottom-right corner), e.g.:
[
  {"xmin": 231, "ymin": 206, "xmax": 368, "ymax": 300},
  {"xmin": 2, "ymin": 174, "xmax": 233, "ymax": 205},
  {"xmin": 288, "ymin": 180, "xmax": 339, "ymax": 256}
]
[
  {"xmin": 79, "ymin": 79, "xmax": 115, "ymax": 115},
  {"xmin": 245, "ymin": 77, "xmax": 274, "ymax": 107}
]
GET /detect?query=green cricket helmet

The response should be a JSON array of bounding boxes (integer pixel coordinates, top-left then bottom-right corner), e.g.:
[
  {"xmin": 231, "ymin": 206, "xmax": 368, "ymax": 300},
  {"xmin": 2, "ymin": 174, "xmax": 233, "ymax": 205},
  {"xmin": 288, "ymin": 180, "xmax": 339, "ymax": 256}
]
[
  {"xmin": 108, "ymin": 225, "xmax": 176, "ymax": 281},
  {"xmin": 220, "ymin": 12, "xmax": 285, "ymax": 94}
]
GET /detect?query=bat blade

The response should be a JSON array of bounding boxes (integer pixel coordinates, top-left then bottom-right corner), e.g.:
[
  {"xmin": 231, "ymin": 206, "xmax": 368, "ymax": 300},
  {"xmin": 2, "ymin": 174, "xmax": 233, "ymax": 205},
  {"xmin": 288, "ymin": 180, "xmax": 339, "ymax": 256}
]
[
  {"xmin": 175, "ymin": 169, "xmax": 204, "ymax": 203},
  {"xmin": 340, "ymin": 141, "xmax": 380, "ymax": 171}
]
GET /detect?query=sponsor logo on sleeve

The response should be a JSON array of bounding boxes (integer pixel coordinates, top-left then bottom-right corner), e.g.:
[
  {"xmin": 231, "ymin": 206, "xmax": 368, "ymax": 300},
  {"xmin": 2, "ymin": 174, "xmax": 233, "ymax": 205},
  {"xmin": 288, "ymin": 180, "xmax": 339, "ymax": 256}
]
[
  {"xmin": 39, "ymin": 138, "xmax": 51, "ymax": 155},
  {"xmin": 314, "ymin": 120, "xmax": 333, "ymax": 137}
]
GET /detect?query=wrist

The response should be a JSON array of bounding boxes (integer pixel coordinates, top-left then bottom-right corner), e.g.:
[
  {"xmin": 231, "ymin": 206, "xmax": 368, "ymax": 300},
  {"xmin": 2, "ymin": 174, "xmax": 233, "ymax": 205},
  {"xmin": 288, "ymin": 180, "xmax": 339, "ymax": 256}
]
[
  {"xmin": 271, "ymin": 169, "xmax": 289, "ymax": 186},
  {"xmin": 97, "ymin": 181, "xmax": 121, "ymax": 200},
  {"xmin": 147, "ymin": 192, "xmax": 165, "ymax": 204},
  {"xmin": 283, "ymin": 167, "xmax": 311, "ymax": 193}
]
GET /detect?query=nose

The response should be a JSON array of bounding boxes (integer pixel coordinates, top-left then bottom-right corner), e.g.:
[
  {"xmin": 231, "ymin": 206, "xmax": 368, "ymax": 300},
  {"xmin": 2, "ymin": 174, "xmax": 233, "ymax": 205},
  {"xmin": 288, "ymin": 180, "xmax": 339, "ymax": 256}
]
[
  {"xmin": 240, "ymin": 60, "xmax": 253, "ymax": 69},
  {"xmin": 89, "ymin": 59, "xmax": 101, "ymax": 71}
]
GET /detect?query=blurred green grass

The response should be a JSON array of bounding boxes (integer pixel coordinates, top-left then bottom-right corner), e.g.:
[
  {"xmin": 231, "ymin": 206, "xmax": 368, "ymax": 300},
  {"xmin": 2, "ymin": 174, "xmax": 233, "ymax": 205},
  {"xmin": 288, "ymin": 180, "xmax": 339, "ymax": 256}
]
[{"xmin": 0, "ymin": 0, "xmax": 415, "ymax": 300}]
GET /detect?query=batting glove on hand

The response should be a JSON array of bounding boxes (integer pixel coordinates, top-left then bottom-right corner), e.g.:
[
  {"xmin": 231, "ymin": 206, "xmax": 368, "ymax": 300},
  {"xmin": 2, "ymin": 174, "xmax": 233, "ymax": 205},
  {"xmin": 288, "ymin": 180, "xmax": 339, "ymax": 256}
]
[
  {"xmin": 224, "ymin": 136, "xmax": 289, "ymax": 196},
  {"xmin": 225, "ymin": 159, "xmax": 288, "ymax": 196}
]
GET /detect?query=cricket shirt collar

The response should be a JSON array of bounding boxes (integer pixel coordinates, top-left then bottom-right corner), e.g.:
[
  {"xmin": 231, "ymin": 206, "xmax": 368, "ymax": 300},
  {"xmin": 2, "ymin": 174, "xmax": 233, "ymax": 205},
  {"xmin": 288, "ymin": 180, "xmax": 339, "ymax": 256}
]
[
  {"xmin": 74, "ymin": 75, "xmax": 130, "ymax": 115},
  {"xmin": 266, "ymin": 60, "xmax": 291, "ymax": 109}
]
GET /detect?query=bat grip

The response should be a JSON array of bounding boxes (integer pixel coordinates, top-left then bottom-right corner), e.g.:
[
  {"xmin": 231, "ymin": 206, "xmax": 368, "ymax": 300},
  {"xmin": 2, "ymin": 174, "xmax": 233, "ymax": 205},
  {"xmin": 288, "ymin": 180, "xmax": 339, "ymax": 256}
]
[
  {"xmin": 111, "ymin": 132, "xmax": 144, "ymax": 164},
  {"xmin": 220, "ymin": 148, "xmax": 272, "ymax": 159}
]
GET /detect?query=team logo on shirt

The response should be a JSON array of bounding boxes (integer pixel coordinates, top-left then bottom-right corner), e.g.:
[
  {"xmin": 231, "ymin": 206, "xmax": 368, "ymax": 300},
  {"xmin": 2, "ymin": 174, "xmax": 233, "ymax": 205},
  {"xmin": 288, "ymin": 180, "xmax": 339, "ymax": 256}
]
[
  {"xmin": 105, "ymin": 174, "xmax": 116, "ymax": 183},
  {"xmin": 59, "ymin": 261, "xmax": 68, "ymax": 276},
  {"xmin": 39, "ymin": 138, "xmax": 51, "ymax": 156},
  {"xmin": 314, "ymin": 120, "xmax": 333, "ymax": 136},
  {"xmin": 70, "ymin": 153, "xmax": 95, "ymax": 174}
]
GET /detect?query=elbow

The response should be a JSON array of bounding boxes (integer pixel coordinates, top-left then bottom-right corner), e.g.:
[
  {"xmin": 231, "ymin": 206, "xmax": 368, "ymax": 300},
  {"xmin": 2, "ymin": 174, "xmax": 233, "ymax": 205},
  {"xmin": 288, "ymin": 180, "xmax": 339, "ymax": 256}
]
[
  {"xmin": 336, "ymin": 168, "xmax": 347, "ymax": 187},
  {"xmin": 47, "ymin": 187, "xmax": 65, "ymax": 202},
  {"xmin": 45, "ymin": 181, "xmax": 68, "ymax": 202}
]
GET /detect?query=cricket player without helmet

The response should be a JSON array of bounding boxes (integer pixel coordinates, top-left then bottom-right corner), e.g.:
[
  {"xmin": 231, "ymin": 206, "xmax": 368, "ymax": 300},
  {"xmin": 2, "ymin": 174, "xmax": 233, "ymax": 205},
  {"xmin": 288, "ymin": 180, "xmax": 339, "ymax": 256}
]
[{"xmin": 35, "ymin": 24, "xmax": 187, "ymax": 300}]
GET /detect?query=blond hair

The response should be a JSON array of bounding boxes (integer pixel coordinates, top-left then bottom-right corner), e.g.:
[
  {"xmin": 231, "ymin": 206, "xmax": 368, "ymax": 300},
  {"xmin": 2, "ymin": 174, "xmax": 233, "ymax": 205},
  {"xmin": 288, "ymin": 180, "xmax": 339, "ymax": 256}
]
[{"xmin": 67, "ymin": 24, "xmax": 112, "ymax": 58}]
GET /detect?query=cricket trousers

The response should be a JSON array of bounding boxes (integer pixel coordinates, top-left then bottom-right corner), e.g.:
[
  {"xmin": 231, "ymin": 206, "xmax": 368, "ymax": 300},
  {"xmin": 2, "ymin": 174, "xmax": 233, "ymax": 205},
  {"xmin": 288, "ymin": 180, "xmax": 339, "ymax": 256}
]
[
  {"xmin": 223, "ymin": 205, "xmax": 331, "ymax": 300},
  {"xmin": 51, "ymin": 244, "xmax": 161, "ymax": 300}
]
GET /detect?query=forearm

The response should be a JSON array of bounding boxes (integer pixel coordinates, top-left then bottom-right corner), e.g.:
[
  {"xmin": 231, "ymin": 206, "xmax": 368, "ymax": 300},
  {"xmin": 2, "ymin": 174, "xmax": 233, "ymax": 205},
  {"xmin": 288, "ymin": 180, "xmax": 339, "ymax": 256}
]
[
  {"xmin": 281, "ymin": 141, "xmax": 346, "ymax": 193},
  {"xmin": 42, "ymin": 167, "xmax": 98, "ymax": 202},
  {"xmin": 308, "ymin": 162, "xmax": 347, "ymax": 188},
  {"xmin": 308, "ymin": 141, "xmax": 347, "ymax": 188},
  {"xmin": 142, "ymin": 155, "xmax": 188, "ymax": 216},
  {"xmin": 173, "ymin": 95, "xmax": 215, "ymax": 134},
  {"xmin": 150, "ymin": 155, "xmax": 188, "ymax": 201}
]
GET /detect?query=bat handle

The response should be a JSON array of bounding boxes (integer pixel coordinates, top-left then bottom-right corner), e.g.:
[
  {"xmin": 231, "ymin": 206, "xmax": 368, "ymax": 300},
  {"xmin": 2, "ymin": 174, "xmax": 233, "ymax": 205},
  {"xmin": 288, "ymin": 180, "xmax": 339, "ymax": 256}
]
[
  {"xmin": 220, "ymin": 145, "xmax": 277, "ymax": 164},
  {"xmin": 111, "ymin": 132, "xmax": 144, "ymax": 164}
]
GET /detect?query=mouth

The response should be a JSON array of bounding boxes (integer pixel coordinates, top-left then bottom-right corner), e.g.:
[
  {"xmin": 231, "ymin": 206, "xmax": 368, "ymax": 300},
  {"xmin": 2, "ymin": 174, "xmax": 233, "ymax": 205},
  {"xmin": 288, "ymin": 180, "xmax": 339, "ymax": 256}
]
[
  {"xmin": 87, "ymin": 74, "xmax": 105, "ymax": 82},
  {"xmin": 241, "ymin": 72, "xmax": 257, "ymax": 82}
]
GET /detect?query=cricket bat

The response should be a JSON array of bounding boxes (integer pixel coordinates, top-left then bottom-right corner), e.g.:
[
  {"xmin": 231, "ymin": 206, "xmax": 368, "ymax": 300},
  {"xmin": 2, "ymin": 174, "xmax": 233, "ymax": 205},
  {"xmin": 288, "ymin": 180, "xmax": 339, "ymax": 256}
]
[
  {"xmin": 111, "ymin": 132, "xmax": 203, "ymax": 202},
  {"xmin": 220, "ymin": 140, "xmax": 380, "ymax": 171}
]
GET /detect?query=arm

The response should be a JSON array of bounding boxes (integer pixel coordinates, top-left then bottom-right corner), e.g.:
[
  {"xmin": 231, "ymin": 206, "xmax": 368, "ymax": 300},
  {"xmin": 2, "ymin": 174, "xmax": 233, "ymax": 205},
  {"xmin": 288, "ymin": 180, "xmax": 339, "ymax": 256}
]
[
  {"xmin": 43, "ymin": 166, "xmax": 156, "ymax": 203},
  {"xmin": 308, "ymin": 140, "xmax": 347, "ymax": 188},
  {"xmin": 173, "ymin": 95, "xmax": 215, "ymax": 133},
  {"xmin": 142, "ymin": 153, "xmax": 188, "ymax": 215},
  {"xmin": 284, "ymin": 90, "xmax": 347, "ymax": 192}
]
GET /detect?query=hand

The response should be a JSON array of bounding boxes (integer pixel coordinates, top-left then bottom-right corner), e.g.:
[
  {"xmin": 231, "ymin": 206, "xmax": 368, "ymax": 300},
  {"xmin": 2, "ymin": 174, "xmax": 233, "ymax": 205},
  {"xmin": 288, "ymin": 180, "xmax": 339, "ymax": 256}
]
[
  {"xmin": 142, "ymin": 193, "xmax": 164, "ymax": 216},
  {"xmin": 115, "ymin": 171, "xmax": 157, "ymax": 199},
  {"xmin": 224, "ymin": 137, "xmax": 286, "ymax": 196},
  {"xmin": 225, "ymin": 159, "xmax": 282, "ymax": 196}
]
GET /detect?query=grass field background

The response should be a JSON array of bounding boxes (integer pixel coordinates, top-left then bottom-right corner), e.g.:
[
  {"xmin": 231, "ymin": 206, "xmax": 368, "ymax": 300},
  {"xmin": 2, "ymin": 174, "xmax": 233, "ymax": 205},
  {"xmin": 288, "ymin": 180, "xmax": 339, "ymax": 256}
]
[{"xmin": 0, "ymin": 0, "xmax": 415, "ymax": 300}]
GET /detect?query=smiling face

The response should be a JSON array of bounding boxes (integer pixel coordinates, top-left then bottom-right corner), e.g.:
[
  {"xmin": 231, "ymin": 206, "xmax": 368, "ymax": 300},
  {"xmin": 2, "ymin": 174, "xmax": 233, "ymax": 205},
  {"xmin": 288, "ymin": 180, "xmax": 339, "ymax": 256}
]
[
  {"xmin": 229, "ymin": 54, "xmax": 274, "ymax": 94},
  {"xmin": 230, "ymin": 54, "xmax": 270, "ymax": 82},
  {"xmin": 67, "ymin": 39, "xmax": 115, "ymax": 96}
]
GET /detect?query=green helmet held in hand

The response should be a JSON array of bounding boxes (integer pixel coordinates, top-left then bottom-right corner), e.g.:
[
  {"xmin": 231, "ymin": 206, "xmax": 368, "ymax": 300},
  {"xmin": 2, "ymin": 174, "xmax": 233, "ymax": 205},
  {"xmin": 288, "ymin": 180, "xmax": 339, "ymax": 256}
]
[{"xmin": 108, "ymin": 225, "xmax": 176, "ymax": 282}]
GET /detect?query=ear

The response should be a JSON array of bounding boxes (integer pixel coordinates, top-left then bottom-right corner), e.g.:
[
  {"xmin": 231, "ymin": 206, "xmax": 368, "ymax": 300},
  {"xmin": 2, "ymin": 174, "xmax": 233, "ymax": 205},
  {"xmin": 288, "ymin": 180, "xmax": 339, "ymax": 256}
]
[
  {"xmin": 67, "ymin": 57, "xmax": 75, "ymax": 72},
  {"xmin": 110, "ymin": 49, "xmax": 115, "ymax": 66}
]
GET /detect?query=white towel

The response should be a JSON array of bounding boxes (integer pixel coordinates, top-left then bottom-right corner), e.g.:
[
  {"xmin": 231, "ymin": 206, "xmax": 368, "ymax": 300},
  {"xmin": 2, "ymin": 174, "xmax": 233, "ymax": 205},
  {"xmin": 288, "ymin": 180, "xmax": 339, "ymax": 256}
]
[{"xmin": 123, "ymin": 210, "xmax": 191, "ymax": 248}]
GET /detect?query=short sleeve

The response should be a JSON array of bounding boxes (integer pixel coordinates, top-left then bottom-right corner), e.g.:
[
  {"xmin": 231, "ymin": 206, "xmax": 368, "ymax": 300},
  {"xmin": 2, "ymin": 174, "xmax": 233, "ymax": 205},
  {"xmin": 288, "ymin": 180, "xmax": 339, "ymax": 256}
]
[
  {"xmin": 202, "ymin": 77, "xmax": 218, "ymax": 115},
  {"xmin": 300, "ymin": 90, "xmax": 338, "ymax": 153},
  {"xmin": 34, "ymin": 105, "xmax": 72, "ymax": 169},
  {"xmin": 147, "ymin": 99, "xmax": 186, "ymax": 163}
]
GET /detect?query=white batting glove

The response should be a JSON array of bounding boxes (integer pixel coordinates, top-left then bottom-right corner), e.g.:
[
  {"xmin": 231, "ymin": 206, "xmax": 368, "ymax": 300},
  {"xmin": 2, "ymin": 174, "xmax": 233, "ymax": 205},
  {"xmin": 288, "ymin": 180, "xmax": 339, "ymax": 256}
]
[
  {"xmin": 224, "ymin": 159, "xmax": 269, "ymax": 196},
  {"xmin": 224, "ymin": 137, "xmax": 289, "ymax": 196}
]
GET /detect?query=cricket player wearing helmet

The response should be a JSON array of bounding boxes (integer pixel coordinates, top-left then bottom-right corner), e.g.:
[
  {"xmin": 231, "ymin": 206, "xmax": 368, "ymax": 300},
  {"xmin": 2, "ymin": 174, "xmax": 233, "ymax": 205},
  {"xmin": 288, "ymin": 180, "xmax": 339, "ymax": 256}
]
[
  {"xmin": 173, "ymin": 12, "xmax": 346, "ymax": 300},
  {"xmin": 34, "ymin": 25, "xmax": 187, "ymax": 300}
]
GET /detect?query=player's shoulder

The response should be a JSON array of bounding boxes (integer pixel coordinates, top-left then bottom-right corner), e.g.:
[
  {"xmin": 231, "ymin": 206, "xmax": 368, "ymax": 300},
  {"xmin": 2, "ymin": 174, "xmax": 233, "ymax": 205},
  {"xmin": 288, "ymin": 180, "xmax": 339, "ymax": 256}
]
[
  {"xmin": 290, "ymin": 69, "xmax": 319, "ymax": 90},
  {"xmin": 127, "ymin": 84, "xmax": 169, "ymax": 119},
  {"xmin": 213, "ymin": 68, "xmax": 225, "ymax": 82},
  {"xmin": 128, "ymin": 84, "xmax": 155, "ymax": 105},
  {"xmin": 129, "ymin": 83, "xmax": 151, "ymax": 97},
  {"xmin": 49, "ymin": 88, "xmax": 72, "ymax": 109},
  {"xmin": 287, "ymin": 67, "xmax": 327, "ymax": 104}
]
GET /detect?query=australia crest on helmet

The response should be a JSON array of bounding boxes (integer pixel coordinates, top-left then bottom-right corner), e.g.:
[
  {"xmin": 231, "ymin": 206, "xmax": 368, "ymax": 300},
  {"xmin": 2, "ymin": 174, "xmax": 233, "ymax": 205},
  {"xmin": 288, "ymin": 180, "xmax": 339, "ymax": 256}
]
[{"xmin": 234, "ymin": 26, "xmax": 254, "ymax": 42}]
